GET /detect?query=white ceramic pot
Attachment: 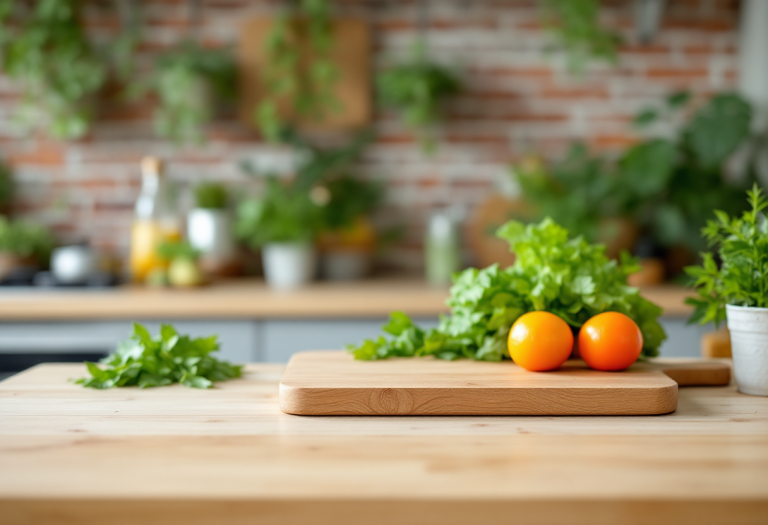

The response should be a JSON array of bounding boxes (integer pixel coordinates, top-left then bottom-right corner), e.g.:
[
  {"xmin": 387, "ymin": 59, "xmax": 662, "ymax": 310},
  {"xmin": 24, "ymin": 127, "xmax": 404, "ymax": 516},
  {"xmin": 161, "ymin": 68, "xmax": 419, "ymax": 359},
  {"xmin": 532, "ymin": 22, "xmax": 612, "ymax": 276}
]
[
  {"xmin": 187, "ymin": 209, "xmax": 235, "ymax": 258},
  {"xmin": 262, "ymin": 242, "xmax": 316, "ymax": 290},
  {"xmin": 726, "ymin": 304, "xmax": 768, "ymax": 396}
]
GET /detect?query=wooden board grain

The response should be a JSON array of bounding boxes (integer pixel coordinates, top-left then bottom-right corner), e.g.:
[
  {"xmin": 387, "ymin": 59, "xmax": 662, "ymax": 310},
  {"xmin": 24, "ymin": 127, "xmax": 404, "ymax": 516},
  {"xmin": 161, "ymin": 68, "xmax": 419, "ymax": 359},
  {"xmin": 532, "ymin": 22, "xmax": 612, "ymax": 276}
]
[
  {"xmin": 279, "ymin": 351, "xmax": 689, "ymax": 416},
  {"xmin": 2, "ymin": 363, "xmax": 767, "ymax": 525}
]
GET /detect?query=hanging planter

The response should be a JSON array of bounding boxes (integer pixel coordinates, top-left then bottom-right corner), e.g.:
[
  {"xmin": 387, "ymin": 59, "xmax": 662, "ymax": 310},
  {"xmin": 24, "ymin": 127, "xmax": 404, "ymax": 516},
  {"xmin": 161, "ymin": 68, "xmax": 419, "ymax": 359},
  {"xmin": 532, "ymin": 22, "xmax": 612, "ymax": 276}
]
[{"xmin": 238, "ymin": 0, "xmax": 372, "ymax": 141}]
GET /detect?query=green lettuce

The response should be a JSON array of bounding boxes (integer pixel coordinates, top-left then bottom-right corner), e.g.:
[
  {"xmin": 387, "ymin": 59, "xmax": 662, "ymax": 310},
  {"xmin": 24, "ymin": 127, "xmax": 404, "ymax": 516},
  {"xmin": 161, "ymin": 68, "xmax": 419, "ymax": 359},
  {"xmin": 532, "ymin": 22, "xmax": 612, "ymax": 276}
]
[{"xmin": 349, "ymin": 218, "xmax": 666, "ymax": 361}]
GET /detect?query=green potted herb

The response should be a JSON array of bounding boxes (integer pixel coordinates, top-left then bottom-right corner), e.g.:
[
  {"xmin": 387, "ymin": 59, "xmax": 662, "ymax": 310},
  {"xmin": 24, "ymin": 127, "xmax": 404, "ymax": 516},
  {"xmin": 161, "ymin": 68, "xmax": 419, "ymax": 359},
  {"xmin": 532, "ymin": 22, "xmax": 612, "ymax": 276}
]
[
  {"xmin": 0, "ymin": 217, "xmax": 55, "ymax": 281},
  {"xmin": 235, "ymin": 175, "xmax": 322, "ymax": 289},
  {"xmin": 377, "ymin": 39, "xmax": 462, "ymax": 154},
  {"xmin": 0, "ymin": 0, "xmax": 107, "ymax": 140},
  {"xmin": 141, "ymin": 40, "xmax": 237, "ymax": 145},
  {"xmin": 188, "ymin": 183, "xmax": 237, "ymax": 277},
  {"xmin": 686, "ymin": 185, "xmax": 768, "ymax": 396},
  {"xmin": 281, "ymin": 130, "xmax": 382, "ymax": 280}
]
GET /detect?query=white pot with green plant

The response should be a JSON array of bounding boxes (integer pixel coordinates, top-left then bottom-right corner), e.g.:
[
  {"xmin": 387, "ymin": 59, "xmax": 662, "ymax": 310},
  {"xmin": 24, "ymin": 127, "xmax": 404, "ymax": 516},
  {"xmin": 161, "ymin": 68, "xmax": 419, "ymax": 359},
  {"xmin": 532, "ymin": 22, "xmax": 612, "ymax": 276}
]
[
  {"xmin": 235, "ymin": 176, "xmax": 320, "ymax": 290},
  {"xmin": 687, "ymin": 185, "xmax": 768, "ymax": 396},
  {"xmin": 188, "ymin": 183, "xmax": 236, "ymax": 276}
]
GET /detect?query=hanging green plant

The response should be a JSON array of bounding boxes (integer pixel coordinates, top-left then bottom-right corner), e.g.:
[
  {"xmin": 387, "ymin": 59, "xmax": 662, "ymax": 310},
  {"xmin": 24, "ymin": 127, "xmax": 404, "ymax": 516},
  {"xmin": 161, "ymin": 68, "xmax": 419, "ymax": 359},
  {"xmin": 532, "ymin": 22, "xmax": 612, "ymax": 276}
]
[
  {"xmin": 256, "ymin": 0, "xmax": 340, "ymax": 141},
  {"xmin": 377, "ymin": 40, "xmax": 462, "ymax": 154},
  {"xmin": 0, "ymin": 0, "xmax": 107, "ymax": 140},
  {"xmin": 542, "ymin": 0, "xmax": 622, "ymax": 75},
  {"xmin": 135, "ymin": 40, "xmax": 236, "ymax": 145}
]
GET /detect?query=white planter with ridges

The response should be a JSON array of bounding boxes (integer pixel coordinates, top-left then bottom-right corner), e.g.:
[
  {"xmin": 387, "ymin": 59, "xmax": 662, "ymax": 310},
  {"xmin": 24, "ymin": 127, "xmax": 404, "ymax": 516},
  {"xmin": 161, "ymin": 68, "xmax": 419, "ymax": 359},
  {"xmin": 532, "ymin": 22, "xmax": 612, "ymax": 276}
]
[
  {"xmin": 726, "ymin": 304, "xmax": 768, "ymax": 396},
  {"xmin": 262, "ymin": 242, "xmax": 316, "ymax": 290}
]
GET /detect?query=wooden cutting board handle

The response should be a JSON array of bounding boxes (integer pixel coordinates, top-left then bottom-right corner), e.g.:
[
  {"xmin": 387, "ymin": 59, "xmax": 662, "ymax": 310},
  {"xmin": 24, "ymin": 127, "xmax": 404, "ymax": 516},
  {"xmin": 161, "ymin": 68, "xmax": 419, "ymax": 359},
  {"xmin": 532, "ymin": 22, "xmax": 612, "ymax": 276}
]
[{"xmin": 636, "ymin": 359, "xmax": 731, "ymax": 387}]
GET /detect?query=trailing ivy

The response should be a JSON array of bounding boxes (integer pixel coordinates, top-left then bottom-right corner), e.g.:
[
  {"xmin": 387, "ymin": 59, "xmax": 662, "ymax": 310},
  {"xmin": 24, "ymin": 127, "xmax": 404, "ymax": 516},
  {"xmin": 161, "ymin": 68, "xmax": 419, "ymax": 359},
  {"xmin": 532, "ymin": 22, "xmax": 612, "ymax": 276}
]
[
  {"xmin": 0, "ymin": 0, "xmax": 107, "ymax": 140},
  {"xmin": 256, "ymin": 0, "xmax": 340, "ymax": 141}
]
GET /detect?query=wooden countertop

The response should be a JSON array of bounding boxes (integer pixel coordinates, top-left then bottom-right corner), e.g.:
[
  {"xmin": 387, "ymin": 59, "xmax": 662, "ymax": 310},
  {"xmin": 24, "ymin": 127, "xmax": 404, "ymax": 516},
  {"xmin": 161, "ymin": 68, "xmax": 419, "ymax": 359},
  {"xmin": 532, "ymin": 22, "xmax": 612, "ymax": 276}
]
[
  {"xmin": 2, "ymin": 361, "xmax": 767, "ymax": 525},
  {"xmin": 0, "ymin": 279, "xmax": 695, "ymax": 320}
]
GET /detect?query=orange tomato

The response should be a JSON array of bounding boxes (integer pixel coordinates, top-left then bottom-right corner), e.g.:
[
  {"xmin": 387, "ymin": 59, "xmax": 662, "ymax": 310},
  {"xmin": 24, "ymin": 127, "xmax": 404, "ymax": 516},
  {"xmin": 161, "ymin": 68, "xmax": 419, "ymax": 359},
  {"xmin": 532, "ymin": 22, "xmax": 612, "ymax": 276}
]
[
  {"xmin": 578, "ymin": 312, "xmax": 643, "ymax": 371},
  {"xmin": 507, "ymin": 312, "xmax": 574, "ymax": 371}
]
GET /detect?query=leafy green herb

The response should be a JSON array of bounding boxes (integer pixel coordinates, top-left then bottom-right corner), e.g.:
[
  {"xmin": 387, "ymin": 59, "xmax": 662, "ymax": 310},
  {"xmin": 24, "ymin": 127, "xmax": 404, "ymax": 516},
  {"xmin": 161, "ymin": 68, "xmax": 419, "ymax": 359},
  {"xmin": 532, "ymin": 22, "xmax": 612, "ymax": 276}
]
[
  {"xmin": 0, "ymin": 0, "xmax": 107, "ymax": 140},
  {"xmin": 76, "ymin": 323, "xmax": 242, "ymax": 389},
  {"xmin": 686, "ymin": 185, "xmax": 768, "ymax": 326},
  {"xmin": 377, "ymin": 38, "xmax": 462, "ymax": 154},
  {"xmin": 0, "ymin": 216, "xmax": 55, "ymax": 260},
  {"xmin": 349, "ymin": 218, "xmax": 667, "ymax": 362}
]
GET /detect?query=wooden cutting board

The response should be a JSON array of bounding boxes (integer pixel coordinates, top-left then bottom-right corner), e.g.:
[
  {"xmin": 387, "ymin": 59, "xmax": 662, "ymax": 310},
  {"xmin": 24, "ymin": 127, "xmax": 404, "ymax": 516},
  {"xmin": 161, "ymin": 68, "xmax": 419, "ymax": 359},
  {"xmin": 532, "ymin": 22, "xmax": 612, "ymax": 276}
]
[{"xmin": 279, "ymin": 351, "xmax": 731, "ymax": 416}]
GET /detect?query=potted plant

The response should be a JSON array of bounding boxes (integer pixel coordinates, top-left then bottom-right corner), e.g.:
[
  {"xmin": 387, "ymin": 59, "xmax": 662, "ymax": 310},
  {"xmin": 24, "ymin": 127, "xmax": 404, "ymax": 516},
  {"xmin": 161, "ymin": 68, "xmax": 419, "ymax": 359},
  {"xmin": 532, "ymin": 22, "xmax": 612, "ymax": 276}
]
[
  {"xmin": 0, "ymin": 217, "xmax": 55, "ymax": 282},
  {"xmin": 686, "ymin": 185, "xmax": 768, "ymax": 396},
  {"xmin": 278, "ymin": 130, "xmax": 382, "ymax": 280},
  {"xmin": 319, "ymin": 175, "xmax": 383, "ymax": 280},
  {"xmin": 235, "ymin": 176, "xmax": 321, "ymax": 290},
  {"xmin": 619, "ymin": 92, "xmax": 756, "ymax": 259},
  {"xmin": 188, "ymin": 183, "xmax": 238, "ymax": 277}
]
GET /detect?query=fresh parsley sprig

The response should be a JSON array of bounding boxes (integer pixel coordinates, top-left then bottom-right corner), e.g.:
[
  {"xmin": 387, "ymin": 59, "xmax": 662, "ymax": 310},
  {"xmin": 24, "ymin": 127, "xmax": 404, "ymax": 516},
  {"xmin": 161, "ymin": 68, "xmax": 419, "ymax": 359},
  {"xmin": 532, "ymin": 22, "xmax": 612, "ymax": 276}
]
[{"xmin": 76, "ymin": 323, "xmax": 243, "ymax": 389}]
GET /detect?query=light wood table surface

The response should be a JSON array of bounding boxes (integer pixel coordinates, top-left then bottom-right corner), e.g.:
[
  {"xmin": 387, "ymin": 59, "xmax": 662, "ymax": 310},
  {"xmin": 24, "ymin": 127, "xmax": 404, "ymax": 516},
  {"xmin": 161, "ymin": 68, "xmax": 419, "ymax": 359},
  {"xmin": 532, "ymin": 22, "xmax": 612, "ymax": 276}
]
[
  {"xmin": 1, "ymin": 361, "xmax": 767, "ymax": 525},
  {"xmin": 0, "ymin": 279, "xmax": 694, "ymax": 320}
]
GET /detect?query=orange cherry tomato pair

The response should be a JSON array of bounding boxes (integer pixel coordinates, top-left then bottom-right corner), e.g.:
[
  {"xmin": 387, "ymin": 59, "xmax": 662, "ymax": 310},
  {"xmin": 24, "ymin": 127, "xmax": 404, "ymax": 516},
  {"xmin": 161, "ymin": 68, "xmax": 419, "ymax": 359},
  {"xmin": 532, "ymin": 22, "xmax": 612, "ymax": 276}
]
[{"xmin": 507, "ymin": 311, "xmax": 643, "ymax": 372}]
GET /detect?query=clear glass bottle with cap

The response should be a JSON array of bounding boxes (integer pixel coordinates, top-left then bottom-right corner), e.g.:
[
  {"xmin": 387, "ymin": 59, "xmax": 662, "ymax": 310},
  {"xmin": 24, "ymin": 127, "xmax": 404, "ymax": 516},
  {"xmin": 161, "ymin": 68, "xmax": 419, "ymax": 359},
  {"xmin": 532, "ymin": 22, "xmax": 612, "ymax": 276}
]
[
  {"xmin": 129, "ymin": 157, "xmax": 181, "ymax": 282},
  {"xmin": 425, "ymin": 208, "xmax": 462, "ymax": 286}
]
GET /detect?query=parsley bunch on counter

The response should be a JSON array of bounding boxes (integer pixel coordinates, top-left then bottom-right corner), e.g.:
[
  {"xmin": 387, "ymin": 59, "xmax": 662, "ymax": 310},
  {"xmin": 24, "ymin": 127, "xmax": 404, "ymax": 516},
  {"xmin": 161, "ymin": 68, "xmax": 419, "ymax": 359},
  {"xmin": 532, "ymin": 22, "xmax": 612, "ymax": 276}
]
[
  {"xmin": 76, "ymin": 323, "xmax": 243, "ymax": 389},
  {"xmin": 349, "ymin": 218, "xmax": 667, "ymax": 362}
]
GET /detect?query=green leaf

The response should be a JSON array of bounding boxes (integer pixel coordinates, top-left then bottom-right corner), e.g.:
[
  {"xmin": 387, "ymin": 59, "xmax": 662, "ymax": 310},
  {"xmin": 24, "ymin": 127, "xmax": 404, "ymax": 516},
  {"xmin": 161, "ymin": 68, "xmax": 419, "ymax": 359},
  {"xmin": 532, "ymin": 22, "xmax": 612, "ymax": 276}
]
[
  {"xmin": 685, "ymin": 93, "xmax": 752, "ymax": 169},
  {"xmin": 620, "ymin": 139, "xmax": 676, "ymax": 197},
  {"xmin": 76, "ymin": 323, "xmax": 242, "ymax": 390}
]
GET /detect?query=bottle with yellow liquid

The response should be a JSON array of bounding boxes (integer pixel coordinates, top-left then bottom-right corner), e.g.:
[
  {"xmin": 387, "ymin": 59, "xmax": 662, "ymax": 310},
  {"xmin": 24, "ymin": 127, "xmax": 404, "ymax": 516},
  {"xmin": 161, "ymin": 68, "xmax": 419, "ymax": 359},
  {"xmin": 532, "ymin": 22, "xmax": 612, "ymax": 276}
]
[{"xmin": 129, "ymin": 157, "xmax": 181, "ymax": 282}]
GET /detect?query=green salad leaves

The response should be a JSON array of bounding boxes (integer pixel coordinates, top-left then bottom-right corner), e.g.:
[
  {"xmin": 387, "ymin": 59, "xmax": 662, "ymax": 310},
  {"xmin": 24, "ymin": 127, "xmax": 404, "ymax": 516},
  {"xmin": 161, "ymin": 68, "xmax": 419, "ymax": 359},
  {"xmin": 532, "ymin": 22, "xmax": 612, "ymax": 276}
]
[
  {"xmin": 76, "ymin": 323, "xmax": 243, "ymax": 389},
  {"xmin": 349, "ymin": 218, "xmax": 667, "ymax": 361}
]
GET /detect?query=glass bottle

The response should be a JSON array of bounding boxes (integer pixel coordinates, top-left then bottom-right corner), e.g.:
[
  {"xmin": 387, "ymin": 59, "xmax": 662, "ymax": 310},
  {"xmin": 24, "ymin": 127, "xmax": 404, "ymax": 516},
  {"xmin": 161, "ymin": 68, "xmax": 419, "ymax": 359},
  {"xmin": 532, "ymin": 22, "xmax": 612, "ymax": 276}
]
[
  {"xmin": 425, "ymin": 208, "xmax": 462, "ymax": 286},
  {"xmin": 129, "ymin": 157, "xmax": 181, "ymax": 282}
]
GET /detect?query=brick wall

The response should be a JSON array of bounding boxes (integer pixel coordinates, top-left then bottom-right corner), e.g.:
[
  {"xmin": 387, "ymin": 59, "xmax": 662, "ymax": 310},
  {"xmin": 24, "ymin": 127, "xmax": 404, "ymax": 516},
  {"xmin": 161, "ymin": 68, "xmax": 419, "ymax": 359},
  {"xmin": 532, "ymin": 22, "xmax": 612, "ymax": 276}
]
[{"xmin": 0, "ymin": 0, "xmax": 741, "ymax": 273}]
